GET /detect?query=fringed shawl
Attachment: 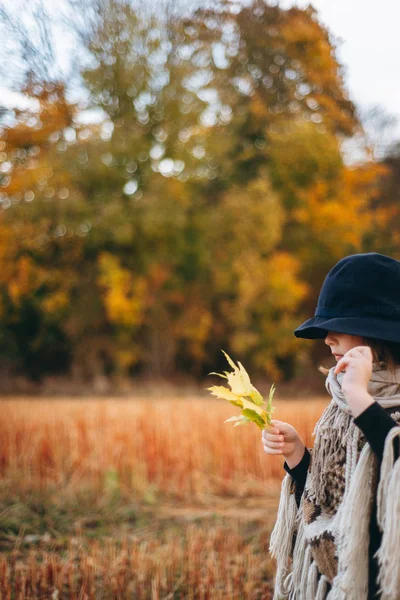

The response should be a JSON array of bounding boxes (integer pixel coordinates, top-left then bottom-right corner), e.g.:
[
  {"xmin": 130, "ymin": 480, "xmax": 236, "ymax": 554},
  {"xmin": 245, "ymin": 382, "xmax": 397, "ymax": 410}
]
[{"xmin": 269, "ymin": 362, "xmax": 400, "ymax": 600}]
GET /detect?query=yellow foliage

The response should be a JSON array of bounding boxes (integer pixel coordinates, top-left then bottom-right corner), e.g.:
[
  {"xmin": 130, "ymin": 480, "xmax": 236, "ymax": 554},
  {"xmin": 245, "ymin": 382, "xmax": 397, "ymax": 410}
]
[
  {"xmin": 281, "ymin": 8, "xmax": 356, "ymax": 135},
  {"xmin": 147, "ymin": 263, "xmax": 172, "ymax": 292},
  {"xmin": 229, "ymin": 251, "xmax": 309, "ymax": 380},
  {"xmin": 207, "ymin": 350, "xmax": 276, "ymax": 429},
  {"xmin": 221, "ymin": 173, "xmax": 283, "ymax": 251},
  {"xmin": 0, "ymin": 224, "xmax": 17, "ymax": 285},
  {"xmin": 115, "ymin": 348, "xmax": 139, "ymax": 370},
  {"xmin": 177, "ymin": 305, "xmax": 213, "ymax": 361},
  {"xmin": 293, "ymin": 163, "xmax": 385, "ymax": 258},
  {"xmin": 41, "ymin": 291, "xmax": 70, "ymax": 315},
  {"xmin": 0, "ymin": 220, "xmax": 75, "ymax": 315},
  {"xmin": 97, "ymin": 252, "xmax": 148, "ymax": 328},
  {"xmin": 8, "ymin": 256, "xmax": 48, "ymax": 306},
  {"xmin": 264, "ymin": 252, "xmax": 309, "ymax": 311},
  {"xmin": 5, "ymin": 83, "xmax": 73, "ymax": 148}
]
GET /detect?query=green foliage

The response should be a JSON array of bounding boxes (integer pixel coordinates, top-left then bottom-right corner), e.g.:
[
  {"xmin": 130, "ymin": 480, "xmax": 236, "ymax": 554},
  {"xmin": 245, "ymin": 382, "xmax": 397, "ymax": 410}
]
[
  {"xmin": 0, "ymin": 0, "xmax": 392, "ymax": 382},
  {"xmin": 104, "ymin": 468, "xmax": 121, "ymax": 503}
]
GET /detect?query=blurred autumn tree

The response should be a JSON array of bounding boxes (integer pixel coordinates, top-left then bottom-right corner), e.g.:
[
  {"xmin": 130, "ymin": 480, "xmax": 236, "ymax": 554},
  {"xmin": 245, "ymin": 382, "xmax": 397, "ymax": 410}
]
[{"xmin": 0, "ymin": 0, "xmax": 395, "ymax": 385}]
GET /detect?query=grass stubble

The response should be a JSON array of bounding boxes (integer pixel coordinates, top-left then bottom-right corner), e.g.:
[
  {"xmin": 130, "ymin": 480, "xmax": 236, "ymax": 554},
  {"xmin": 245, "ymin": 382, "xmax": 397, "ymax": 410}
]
[{"xmin": 0, "ymin": 396, "xmax": 327, "ymax": 599}]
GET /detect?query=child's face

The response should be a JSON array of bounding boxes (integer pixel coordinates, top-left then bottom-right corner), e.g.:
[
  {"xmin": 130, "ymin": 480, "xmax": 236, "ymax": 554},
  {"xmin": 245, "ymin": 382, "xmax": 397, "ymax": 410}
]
[{"xmin": 324, "ymin": 331, "xmax": 365, "ymax": 362}]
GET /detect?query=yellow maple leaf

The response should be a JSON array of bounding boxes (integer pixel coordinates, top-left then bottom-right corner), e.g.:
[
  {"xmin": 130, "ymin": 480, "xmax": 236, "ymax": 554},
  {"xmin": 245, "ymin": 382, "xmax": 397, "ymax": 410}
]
[{"xmin": 207, "ymin": 350, "xmax": 276, "ymax": 429}]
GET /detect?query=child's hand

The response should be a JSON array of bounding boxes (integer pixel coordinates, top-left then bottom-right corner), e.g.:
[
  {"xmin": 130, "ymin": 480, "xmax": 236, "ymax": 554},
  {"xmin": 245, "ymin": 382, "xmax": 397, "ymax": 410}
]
[
  {"xmin": 261, "ymin": 419, "xmax": 306, "ymax": 469},
  {"xmin": 334, "ymin": 346, "xmax": 373, "ymax": 396}
]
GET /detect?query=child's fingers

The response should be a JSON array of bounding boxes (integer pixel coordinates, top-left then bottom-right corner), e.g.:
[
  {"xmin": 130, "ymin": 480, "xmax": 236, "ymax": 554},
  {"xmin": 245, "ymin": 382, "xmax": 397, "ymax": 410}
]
[
  {"xmin": 265, "ymin": 427, "xmax": 280, "ymax": 435},
  {"xmin": 262, "ymin": 431, "xmax": 284, "ymax": 442},
  {"xmin": 334, "ymin": 349, "xmax": 372, "ymax": 375},
  {"xmin": 271, "ymin": 419, "xmax": 288, "ymax": 431},
  {"xmin": 345, "ymin": 346, "xmax": 372, "ymax": 359},
  {"xmin": 262, "ymin": 444, "xmax": 284, "ymax": 455},
  {"xmin": 334, "ymin": 355, "xmax": 355, "ymax": 374},
  {"xmin": 268, "ymin": 420, "xmax": 292, "ymax": 434},
  {"xmin": 264, "ymin": 439, "xmax": 285, "ymax": 449},
  {"xmin": 264, "ymin": 420, "xmax": 283, "ymax": 434},
  {"xmin": 263, "ymin": 420, "xmax": 291, "ymax": 443}
]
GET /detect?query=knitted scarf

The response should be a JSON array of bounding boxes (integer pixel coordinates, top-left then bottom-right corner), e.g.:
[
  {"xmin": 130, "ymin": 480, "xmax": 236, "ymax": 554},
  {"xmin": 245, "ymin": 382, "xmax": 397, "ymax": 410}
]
[{"xmin": 269, "ymin": 362, "xmax": 400, "ymax": 600}]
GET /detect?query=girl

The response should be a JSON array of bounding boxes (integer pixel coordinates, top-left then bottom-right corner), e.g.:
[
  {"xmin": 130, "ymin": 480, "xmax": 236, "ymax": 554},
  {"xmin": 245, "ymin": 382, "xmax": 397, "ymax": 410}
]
[{"xmin": 262, "ymin": 252, "xmax": 400, "ymax": 600}]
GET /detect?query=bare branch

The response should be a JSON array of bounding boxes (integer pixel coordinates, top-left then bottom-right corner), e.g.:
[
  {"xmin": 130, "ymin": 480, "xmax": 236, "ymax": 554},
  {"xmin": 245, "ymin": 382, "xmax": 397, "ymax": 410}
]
[{"xmin": 0, "ymin": 1, "xmax": 57, "ymax": 87}]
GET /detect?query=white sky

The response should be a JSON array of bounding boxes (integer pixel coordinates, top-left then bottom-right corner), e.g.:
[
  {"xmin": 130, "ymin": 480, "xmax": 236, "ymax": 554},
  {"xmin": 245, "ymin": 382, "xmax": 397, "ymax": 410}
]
[
  {"xmin": 281, "ymin": 0, "xmax": 400, "ymax": 140},
  {"xmin": 2, "ymin": 0, "xmax": 400, "ymax": 148}
]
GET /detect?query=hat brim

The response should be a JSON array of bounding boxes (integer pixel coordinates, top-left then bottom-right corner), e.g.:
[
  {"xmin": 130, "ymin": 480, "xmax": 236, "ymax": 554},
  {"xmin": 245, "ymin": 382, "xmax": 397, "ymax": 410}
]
[{"xmin": 294, "ymin": 316, "xmax": 400, "ymax": 343}]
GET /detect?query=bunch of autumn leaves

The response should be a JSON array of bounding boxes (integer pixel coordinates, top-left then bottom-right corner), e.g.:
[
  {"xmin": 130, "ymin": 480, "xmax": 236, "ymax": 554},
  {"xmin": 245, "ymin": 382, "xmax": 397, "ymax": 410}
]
[{"xmin": 207, "ymin": 350, "xmax": 276, "ymax": 429}]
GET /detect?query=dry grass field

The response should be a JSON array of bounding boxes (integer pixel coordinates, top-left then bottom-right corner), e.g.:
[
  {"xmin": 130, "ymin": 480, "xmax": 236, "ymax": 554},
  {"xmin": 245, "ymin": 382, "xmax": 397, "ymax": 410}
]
[{"xmin": 0, "ymin": 395, "xmax": 329, "ymax": 599}]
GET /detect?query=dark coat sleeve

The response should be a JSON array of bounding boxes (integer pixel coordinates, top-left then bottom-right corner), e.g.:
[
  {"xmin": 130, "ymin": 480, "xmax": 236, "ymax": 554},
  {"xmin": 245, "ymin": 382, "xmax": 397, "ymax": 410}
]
[
  {"xmin": 354, "ymin": 402, "xmax": 400, "ymax": 599},
  {"xmin": 353, "ymin": 401, "xmax": 400, "ymax": 462},
  {"xmin": 282, "ymin": 402, "xmax": 400, "ymax": 509},
  {"xmin": 283, "ymin": 446, "xmax": 311, "ymax": 508}
]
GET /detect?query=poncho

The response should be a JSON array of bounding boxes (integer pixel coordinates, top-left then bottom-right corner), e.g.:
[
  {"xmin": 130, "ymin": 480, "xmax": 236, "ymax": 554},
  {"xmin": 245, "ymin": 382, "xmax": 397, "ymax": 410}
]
[{"xmin": 269, "ymin": 362, "xmax": 400, "ymax": 600}]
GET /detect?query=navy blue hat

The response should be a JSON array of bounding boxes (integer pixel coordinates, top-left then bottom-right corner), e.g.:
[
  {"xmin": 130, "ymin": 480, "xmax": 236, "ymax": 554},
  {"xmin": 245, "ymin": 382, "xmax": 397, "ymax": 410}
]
[{"xmin": 294, "ymin": 252, "xmax": 400, "ymax": 343}]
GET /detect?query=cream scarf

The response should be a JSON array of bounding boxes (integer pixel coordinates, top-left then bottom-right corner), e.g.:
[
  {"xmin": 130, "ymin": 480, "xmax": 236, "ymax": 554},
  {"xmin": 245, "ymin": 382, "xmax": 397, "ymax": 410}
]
[{"xmin": 269, "ymin": 362, "xmax": 400, "ymax": 600}]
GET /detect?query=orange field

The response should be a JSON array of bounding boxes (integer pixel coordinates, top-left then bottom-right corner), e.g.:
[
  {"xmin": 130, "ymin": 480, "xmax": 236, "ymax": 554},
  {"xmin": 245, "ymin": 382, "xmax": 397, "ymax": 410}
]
[{"xmin": 0, "ymin": 396, "xmax": 329, "ymax": 599}]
